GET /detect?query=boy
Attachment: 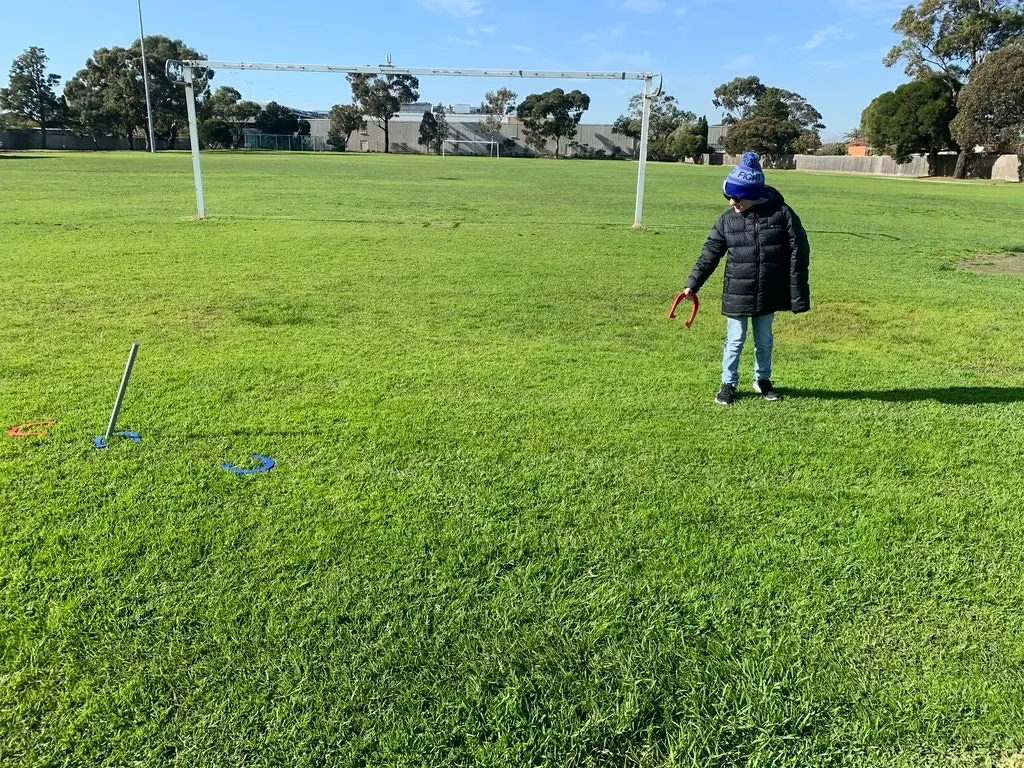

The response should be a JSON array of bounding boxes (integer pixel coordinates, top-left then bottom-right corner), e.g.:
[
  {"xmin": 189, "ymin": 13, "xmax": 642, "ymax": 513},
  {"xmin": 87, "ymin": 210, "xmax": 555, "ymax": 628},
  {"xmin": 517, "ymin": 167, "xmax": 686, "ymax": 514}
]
[{"xmin": 680, "ymin": 151, "xmax": 810, "ymax": 405}]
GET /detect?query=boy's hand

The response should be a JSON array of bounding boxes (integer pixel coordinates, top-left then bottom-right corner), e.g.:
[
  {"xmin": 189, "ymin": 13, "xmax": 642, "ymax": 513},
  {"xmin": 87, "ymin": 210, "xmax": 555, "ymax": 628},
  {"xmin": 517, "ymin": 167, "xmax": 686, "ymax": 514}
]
[{"xmin": 681, "ymin": 287, "xmax": 695, "ymax": 298}]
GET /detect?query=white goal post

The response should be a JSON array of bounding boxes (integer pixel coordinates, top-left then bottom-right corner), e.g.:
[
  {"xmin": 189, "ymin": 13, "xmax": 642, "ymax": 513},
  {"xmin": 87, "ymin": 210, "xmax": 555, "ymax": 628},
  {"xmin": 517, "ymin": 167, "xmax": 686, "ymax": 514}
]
[
  {"xmin": 167, "ymin": 59, "xmax": 660, "ymax": 227},
  {"xmin": 441, "ymin": 139, "xmax": 499, "ymax": 157}
]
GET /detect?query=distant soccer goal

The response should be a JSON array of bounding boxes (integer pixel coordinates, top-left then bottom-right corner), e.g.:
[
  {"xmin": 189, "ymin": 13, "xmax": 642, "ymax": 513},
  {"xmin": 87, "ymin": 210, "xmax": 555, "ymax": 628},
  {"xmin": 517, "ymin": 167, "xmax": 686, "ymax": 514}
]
[
  {"xmin": 441, "ymin": 139, "xmax": 499, "ymax": 157},
  {"xmin": 167, "ymin": 59, "xmax": 661, "ymax": 226}
]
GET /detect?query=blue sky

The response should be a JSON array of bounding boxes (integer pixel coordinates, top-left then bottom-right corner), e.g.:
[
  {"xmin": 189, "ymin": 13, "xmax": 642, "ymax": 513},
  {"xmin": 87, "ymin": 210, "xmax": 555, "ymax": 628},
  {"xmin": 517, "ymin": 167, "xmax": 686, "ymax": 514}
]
[{"xmin": 2, "ymin": 0, "xmax": 916, "ymax": 137}]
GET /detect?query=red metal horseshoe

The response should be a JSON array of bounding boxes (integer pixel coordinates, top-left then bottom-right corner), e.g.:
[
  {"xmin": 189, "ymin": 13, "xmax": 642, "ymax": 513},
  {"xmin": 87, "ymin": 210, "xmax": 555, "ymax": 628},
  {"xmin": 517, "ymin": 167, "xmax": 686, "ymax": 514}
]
[
  {"xmin": 667, "ymin": 292, "xmax": 699, "ymax": 328},
  {"xmin": 7, "ymin": 421, "xmax": 56, "ymax": 438}
]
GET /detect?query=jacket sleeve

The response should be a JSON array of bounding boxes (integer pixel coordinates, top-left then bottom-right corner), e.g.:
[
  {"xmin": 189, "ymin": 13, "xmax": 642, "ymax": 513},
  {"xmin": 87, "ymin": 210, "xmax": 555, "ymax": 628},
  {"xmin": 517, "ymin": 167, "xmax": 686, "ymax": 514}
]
[
  {"xmin": 785, "ymin": 206, "xmax": 811, "ymax": 313},
  {"xmin": 685, "ymin": 217, "xmax": 728, "ymax": 292}
]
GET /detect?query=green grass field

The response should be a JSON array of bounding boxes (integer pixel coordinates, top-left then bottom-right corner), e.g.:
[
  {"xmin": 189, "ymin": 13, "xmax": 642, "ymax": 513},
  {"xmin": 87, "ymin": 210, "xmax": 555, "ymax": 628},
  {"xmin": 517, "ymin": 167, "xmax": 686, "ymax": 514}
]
[{"xmin": 2, "ymin": 150, "xmax": 1023, "ymax": 767}]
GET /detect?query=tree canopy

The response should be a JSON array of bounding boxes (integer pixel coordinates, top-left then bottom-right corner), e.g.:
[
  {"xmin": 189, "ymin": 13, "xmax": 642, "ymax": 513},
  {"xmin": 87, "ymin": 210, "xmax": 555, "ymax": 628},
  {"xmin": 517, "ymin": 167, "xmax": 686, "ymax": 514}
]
[
  {"xmin": 0, "ymin": 47, "xmax": 67, "ymax": 148},
  {"xmin": 862, "ymin": 75, "xmax": 958, "ymax": 169},
  {"xmin": 479, "ymin": 88, "xmax": 517, "ymax": 138},
  {"xmin": 327, "ymin": 104, "xmax": 365, "ymax": 150},
  {"xmin": 63, "ymin": 37, "xmax": 210, "ymax": 150},
  {"xmin": 712, "ymin": 76, "xmax": 766, "ymax": 124},
  {"xmin": 720, "ymin": 86, "xmax": 824, "ymax": 161},
  {"xmin": 254, "ymin": 102, "xmax": 298, "ymax": 135},
  {"xmin": 884, "ymin": 0, "xmax": 1024, "ymax": 175},
  {"xmin": 950, "ymin": 42, "xmax": 1024, "ymax": 177},
  {"xmin": 203, "ymin": 85, "xmax": 261, "ymax": 148},
  {"xmin": 884, "ymin": 0, "xmax": 1024, "ymax": 90},
  {"xmin": 347, "ymin": 73, "xmax": 419, "ymax": 153},
  {"xmin": 417, "ymin": 110, "xmax": 449, "ymax": 154},
  {"xmin": 516, "ymin": 88, "xmax": 590, "ymax": 158},
  {"xmin": 612, "ymin": 92, "xmax": 696, "ymax": 160},
  {"xmin": 665, "ymin": 116, "xmax": 709, "ymax": 163}
]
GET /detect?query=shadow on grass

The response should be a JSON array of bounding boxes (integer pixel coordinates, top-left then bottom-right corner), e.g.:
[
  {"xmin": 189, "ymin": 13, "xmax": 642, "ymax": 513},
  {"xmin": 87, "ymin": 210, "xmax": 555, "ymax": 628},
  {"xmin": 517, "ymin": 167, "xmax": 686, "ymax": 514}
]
[
  {"xmin": 787, "ymin": 387, "xmax": 1024, "ymax": 404},
  {"xmin": 0, "ymin": 154, "xmax": 52, "ymax": 160},
  {"xmin": 811, "ymin": 229, "xmax": 901, "ymax": 241}
]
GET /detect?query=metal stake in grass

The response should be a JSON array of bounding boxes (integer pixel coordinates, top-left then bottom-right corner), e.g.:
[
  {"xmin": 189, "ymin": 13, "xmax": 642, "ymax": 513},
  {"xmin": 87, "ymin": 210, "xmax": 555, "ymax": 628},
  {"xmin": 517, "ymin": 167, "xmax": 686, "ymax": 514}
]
[{"xmin": 105, "ymin": 342, "xmax": 140, "ymax": 442}]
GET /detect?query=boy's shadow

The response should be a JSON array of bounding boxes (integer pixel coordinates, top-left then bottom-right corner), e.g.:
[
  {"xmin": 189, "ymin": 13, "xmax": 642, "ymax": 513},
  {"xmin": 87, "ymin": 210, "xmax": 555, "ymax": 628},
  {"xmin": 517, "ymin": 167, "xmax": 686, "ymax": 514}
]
[{"xmin": 786, "ymin": 386, "xmax": 1024, "ymax": 404}]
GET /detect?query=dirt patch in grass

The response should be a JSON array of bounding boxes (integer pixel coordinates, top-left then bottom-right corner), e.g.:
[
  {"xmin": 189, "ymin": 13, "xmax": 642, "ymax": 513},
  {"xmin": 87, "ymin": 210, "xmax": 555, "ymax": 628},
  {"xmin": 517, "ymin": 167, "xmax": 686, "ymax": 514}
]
[{"xmin": 959, "ymin": 253, "xmax": 1024, "ymax": 274}]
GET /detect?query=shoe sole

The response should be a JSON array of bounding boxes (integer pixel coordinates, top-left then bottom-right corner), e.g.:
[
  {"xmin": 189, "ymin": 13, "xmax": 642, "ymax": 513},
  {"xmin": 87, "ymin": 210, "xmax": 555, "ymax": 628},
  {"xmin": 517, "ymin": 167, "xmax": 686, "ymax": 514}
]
[{"xmin": 753, "ymin": 385, "xmax": 781, "ymax": 401}]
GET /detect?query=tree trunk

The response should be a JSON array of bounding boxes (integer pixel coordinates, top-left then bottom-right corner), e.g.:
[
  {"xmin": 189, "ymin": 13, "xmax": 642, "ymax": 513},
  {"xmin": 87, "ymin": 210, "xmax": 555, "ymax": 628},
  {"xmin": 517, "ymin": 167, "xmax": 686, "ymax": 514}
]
[
  {"xmin": 952, "ymin": 149, "xmax": 969, "ymax": 179},
  {"xmin": 383, "ymin": 120, "xmax": 389, "ymax": 153},
  {"xmin": 927, "ymin": 150, "xmax": 938, "ymax": 176},
  {"xmin": 39, "ymin": 123, "xmax": 47, "ymax": 150}
]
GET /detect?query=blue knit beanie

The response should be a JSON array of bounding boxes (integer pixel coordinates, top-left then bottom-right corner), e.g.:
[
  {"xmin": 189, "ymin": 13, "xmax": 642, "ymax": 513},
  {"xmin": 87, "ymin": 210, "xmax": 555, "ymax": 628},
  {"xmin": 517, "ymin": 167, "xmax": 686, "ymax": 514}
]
[{"xmin": 723, "ymin": 151, "xmax": 765, "ymax": 200}]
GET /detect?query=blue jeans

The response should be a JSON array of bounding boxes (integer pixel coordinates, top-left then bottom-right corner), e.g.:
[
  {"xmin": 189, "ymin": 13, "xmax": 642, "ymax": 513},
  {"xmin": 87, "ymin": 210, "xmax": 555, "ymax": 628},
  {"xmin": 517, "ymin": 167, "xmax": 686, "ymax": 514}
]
[{"xmin": 723, "ymin": 314, "xmax": 774, "ymax": 386}]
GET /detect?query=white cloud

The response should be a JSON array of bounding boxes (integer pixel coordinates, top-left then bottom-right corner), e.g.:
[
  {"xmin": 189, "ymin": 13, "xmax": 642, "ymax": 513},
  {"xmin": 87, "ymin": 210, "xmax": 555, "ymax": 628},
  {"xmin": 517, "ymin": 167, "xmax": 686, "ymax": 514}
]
[
  {"xmin": 447, "ymin": 36, "xmax": 483, "ymax": 47},
  {"xmin": 419, "ymin": 0, "xmax": 482, "ymax": 18},
  {"xmin": 842, "ymin": 0, "xmax": 907, "ymax": 21},
  {"xmin": 808, "ymin": 58, "xmax": 848, "ymax": 70},
  {"xmin": 506, "ymin": 43, "xmax": 536, "ymax": 54},
  {"xmin": 722, "ymin": 54, "xmax": 756, "ymax": 71},
  {"xmin": 618, "ymin": 0, "xmax": 666, "ymax": 11},
  {"xmin": 800, "ymin": 25, "xmax": 852, "ymax": 50},
  {"xmin": 572, "ymin": 24, "xmax": 629, "ymax": 45},
  {"xmin": 588, "ymin": 50, "xmax": 654, "ymax": 71},
  {"xmin": 468, "ymin": 24, "xmax": 498, "ymax": 34}
]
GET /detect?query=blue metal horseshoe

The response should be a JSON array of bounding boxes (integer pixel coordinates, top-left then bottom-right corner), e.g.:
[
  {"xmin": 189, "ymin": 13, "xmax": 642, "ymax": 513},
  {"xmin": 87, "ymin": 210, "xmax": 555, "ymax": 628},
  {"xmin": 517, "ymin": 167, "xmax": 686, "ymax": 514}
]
[
  {"xmin": 221, "ymin": 455, "xmax": 275, "ymax": 475},
  {"xmin": 94, "ymin": 431, "xmax": 142, "ymax": 449}
]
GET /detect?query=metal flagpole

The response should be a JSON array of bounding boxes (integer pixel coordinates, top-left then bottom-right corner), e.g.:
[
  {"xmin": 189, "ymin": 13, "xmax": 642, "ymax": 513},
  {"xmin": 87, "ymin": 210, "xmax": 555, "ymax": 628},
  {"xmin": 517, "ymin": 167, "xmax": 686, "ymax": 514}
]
[{"xmin": 137, "ymin": 0, "xmax": 157, "ymax": 153}]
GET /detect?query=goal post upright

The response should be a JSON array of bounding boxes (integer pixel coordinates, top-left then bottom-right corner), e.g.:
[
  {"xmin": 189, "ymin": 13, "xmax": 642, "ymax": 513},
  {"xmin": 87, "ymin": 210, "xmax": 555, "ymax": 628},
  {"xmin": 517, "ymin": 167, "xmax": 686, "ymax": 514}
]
[
  {"xmin": 170, "ymin": 59, "xmax": 658, "ymax": 225},
  {"xmin": 182, "ymin": 65, "xmax": 206, "ymax": 218}
]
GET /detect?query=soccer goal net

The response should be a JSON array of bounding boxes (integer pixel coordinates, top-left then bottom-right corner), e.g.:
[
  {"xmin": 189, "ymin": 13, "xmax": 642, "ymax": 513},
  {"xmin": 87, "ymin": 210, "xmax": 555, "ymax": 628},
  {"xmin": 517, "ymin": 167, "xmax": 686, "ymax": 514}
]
[
  {"xmin": 167, "ymin": 59, "xmax": 660, "ymax": 226},
  {"xmin": 441, "ymin": 139, "xmax": 499, "ymax": 157}
]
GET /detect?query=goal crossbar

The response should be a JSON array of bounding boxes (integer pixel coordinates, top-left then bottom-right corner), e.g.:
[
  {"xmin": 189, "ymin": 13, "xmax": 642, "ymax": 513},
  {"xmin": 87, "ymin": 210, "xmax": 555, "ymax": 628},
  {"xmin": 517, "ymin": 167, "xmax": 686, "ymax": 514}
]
[{"xmin": 168, "ymin": 59, "xmax": 659, "ymax": 226}]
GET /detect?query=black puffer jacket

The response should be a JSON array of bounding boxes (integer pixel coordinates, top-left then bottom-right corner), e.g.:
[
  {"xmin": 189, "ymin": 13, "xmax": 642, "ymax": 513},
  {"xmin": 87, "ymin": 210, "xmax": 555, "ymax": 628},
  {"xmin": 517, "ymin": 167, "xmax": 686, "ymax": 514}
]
[{"xmin": 685, "ymin": 186, "xmax": 810, "ymax": 317}]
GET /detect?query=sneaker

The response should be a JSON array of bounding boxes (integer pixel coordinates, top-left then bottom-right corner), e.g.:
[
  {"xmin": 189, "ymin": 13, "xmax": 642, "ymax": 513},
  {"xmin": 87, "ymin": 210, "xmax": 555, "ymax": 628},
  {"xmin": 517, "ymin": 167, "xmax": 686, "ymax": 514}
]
[
  {"xmin": 715, "ymin": 383, "xmax": 737, "ymax": 406},
  {"xmin": 754, "ymin": 379, "xmax": 781, "ymax": 401}
]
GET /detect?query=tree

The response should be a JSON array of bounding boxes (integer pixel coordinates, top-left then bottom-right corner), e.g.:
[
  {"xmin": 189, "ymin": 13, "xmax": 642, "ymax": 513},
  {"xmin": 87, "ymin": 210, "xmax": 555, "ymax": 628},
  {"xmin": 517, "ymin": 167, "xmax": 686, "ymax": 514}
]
[
  {"xmin": 792, "ymin": 131, "xmax": 823, "ymax": 154},
  {"xmin": 64, "ymin": 38, "xmax": 211, "ymax": 150},
  {"xmin": 327, "ymin": 103, "xmax": 365, "ymax": 150},
  {"xmin": 199, "ymin": 118, "xmax": 232, "ymax": 148},
  {"xmin": 712, "ymin": 76, "xmax": 766, "ymax": 124},
  {"xmin": 479, "ymin": 87, "xmax": 517, "ymax": 138},
  {"xmin": 347, "ymin": 73, "xmax": 419, "ymax": 153},
  {"xmin": 666, "ymin": 116, "xmax": 709, "ymax": 162},
  {"xmin": 128, "ymin": 36, "xmax": 212, "ymax": 149},
  {"xmin": 719, "ymin": 86, "xmax": 825, "ymax": 162},
  {"xmin": 254, "ymin": 102, "xmax": 298, "ymax": 135},
  {"xmin": 722, "ymin": 116, "xmax": 800, "ymax": 162},
  {"xmin": 862, "ymin": 75, "xmax": 958, "ymax": 172},
  {"xmin": 202, "ymin": 85, "xmax": 261, "ymax": 148},
  {"xmin": 884, "ymin": 0, "xmax": 1024, "ymax": 176},
  {"xmin": 516, "ymin": 88, "xmax": 590, "ymax": 158},
  {"xmin": 64, "ymin": 47, "xmax": 143, "ymax": 148},
  {"xmin": 0, "ymin": 47, "xmax": 67, "ymax": 149},
  {"xmin": 612, "ymin": 92, "xmax": 696, "ymax": 160},
  {"xmin": 417, "ymin": 110, "xmax": 449, "ymax": 154},
  {"xmin": 297, "ymin": 119, "xmax": 311, "ymax": 137},
  {"xmin": 951, "ymin": 42, "xmax": 1024, "ymax": 179}
]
